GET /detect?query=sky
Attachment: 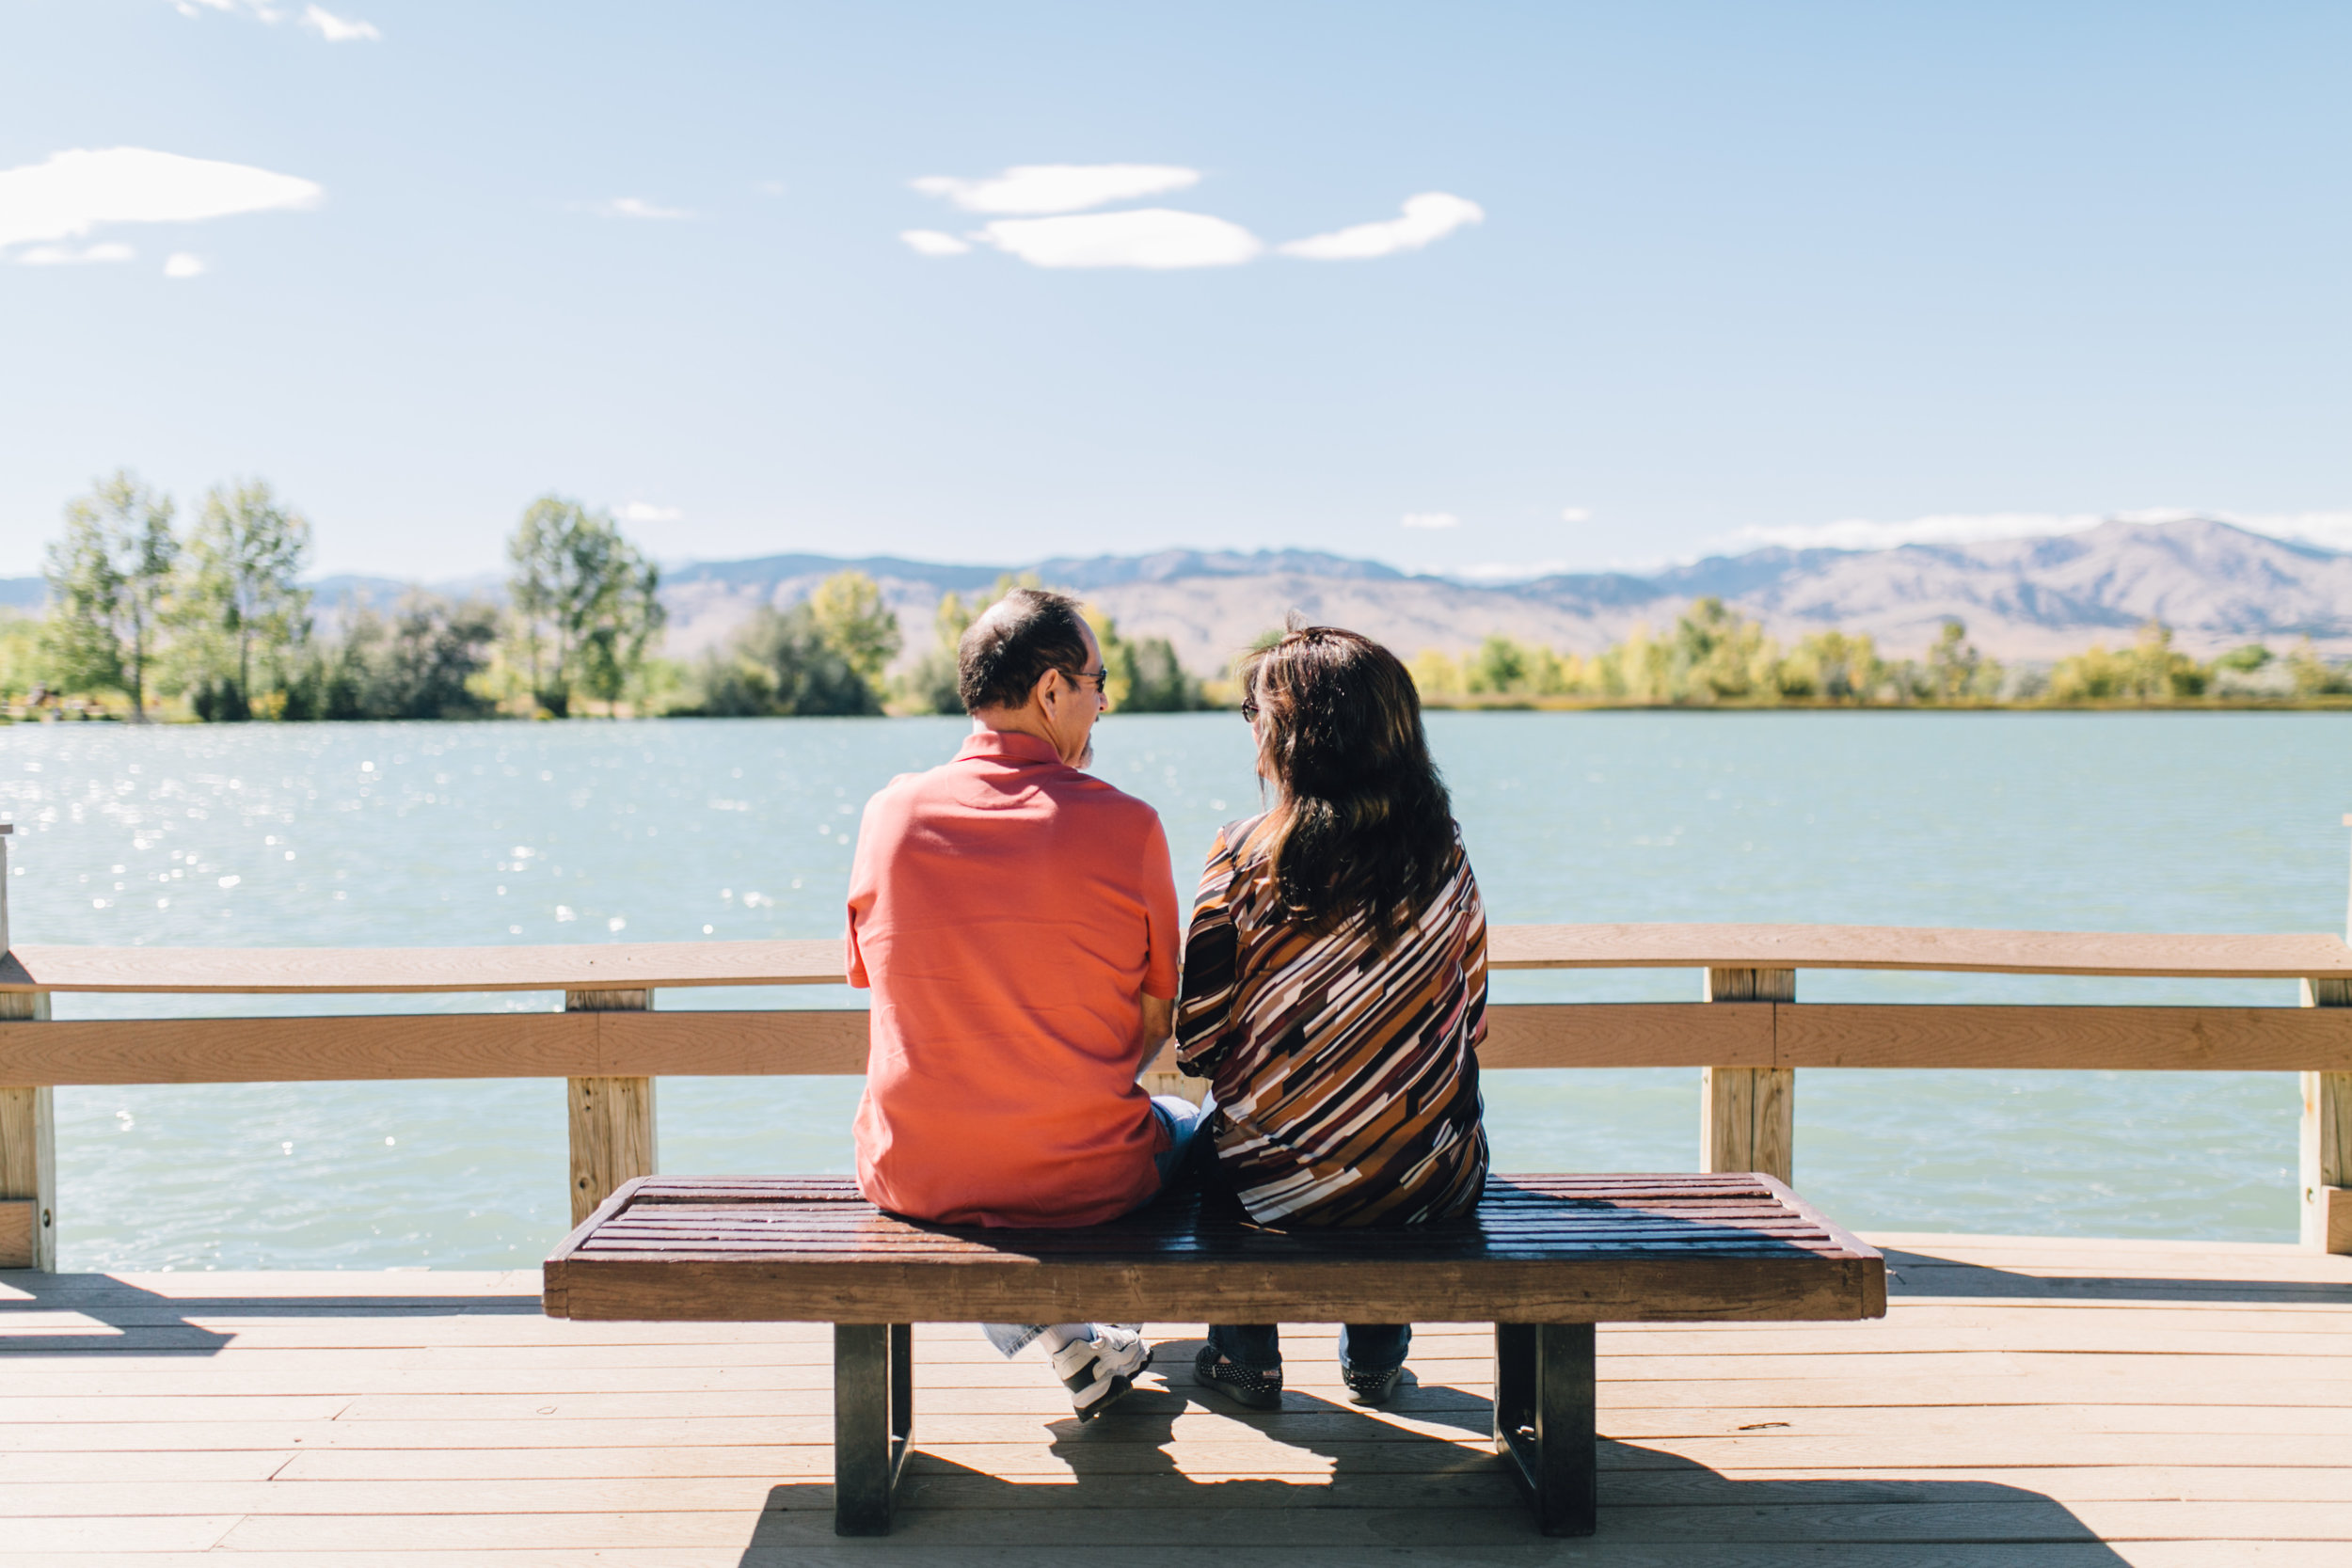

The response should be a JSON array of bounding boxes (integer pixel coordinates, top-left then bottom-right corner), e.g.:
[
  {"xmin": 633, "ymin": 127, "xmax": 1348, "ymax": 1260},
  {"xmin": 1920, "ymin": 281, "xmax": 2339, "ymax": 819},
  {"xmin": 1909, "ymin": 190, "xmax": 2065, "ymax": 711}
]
[{"xmin": 3, "ymin": 1, "xmax": 2349, "ymax": 580}]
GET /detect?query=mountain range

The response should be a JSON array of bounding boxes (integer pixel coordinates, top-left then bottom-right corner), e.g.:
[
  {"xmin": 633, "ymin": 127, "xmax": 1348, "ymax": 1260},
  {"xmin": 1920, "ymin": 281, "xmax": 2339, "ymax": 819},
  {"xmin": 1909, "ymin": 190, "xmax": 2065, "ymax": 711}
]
[
  {"xmin": 649, "ymin": 517, "xmax": 2352, "ymax": 673},
  {"xmin": 7, "ymin": 516, "xmax": 2348, "ymax": 673}
]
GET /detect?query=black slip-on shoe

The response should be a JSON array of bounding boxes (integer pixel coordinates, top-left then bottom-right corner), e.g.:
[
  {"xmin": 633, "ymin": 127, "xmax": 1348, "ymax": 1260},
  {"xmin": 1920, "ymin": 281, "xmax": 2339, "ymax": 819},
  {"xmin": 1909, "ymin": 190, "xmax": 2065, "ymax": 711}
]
[
  {"xmin": 1193, "ymin": 1343, "xmax": 1282, "ymax": 1410},
  {"xmin": 1342, "ymin": 1362, "xmax": 1404, "ymax": 1407}
]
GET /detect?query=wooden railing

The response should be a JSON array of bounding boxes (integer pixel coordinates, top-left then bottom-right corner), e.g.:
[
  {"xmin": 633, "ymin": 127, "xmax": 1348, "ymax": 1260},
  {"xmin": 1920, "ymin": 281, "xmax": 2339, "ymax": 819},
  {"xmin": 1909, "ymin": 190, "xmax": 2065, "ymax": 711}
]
[{"xmin": 2, "ymin": 820, "xmax": 2349, "ymax": 1268}]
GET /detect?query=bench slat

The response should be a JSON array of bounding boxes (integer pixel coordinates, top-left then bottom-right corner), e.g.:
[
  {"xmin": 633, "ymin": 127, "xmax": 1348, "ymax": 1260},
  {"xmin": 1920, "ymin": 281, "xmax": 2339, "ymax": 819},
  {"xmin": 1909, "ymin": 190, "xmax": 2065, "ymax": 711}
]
[{"xmin": 545, "ymin": 1175, "xmax": 1885, "ymax": 1326}]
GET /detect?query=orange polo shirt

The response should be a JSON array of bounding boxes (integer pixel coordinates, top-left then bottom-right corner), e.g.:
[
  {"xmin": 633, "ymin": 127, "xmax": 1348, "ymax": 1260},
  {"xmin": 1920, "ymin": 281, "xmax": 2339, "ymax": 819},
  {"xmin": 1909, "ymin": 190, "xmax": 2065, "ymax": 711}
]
[{"xmin": 846, "ymin": 729, "xmax": 1181, "ymax": 1227}]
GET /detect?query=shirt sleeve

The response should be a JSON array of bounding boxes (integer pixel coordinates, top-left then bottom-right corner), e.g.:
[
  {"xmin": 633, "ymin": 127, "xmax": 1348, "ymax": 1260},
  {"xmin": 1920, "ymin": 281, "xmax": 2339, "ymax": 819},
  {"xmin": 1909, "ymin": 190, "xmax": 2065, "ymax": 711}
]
[
  {"xmin": 1174, "ymin": 825, "xmax": 1244, "ymax": 1076},
  {"xmin": 843, "ymin": 796, "xmax": 879, "ymax": 990},
  {"xmin": 1138, "ymin": 812, "xmax": 1181, "ymax": 1000},
  {"xmin": 1456, "ymin": 851, "xmax": 1488, "ymax": 1048}
]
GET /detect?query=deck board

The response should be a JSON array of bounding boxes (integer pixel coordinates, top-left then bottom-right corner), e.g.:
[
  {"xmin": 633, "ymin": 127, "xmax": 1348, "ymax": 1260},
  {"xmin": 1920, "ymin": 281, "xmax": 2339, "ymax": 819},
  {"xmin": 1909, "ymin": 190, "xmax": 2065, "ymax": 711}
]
[{"xmin": 4, "ymin": 1232, "xmax": 2349, "ymax": 1562}]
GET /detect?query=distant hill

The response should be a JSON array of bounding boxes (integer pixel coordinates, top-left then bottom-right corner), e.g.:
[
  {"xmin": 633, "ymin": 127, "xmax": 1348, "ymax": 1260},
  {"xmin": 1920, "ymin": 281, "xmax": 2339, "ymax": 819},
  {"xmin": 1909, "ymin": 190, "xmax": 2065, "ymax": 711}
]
[
  {"xmin": 9, "ymin": 516, "xmax": 2347, "ymax": 672},
  {"xmin": 650, "ymin": 517, "xmax": 2352, "ymax": 672}
]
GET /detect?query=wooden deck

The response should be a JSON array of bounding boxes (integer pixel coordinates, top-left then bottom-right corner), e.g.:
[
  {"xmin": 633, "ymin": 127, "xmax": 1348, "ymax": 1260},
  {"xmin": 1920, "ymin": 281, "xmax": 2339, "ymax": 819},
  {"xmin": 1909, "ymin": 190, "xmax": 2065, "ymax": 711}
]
[{"xmin": 4, "ymin": 1233, "xmax": 2349, "ymax": 1565}]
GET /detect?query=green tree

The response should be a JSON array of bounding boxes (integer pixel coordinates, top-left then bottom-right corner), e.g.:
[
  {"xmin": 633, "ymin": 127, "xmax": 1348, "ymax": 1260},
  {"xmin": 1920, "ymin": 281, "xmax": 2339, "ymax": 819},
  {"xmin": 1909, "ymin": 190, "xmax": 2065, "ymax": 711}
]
[
  {"xmin": 2215, "ymin": 644, "xmax": 2272, "ymax": 673},
  {"xmin": 805, "ymin": 571, "xmax": 902, "ymax": 685},
  {"xmin": 1118, "ymin": 634, "xmax": 1202, "ymax": 711},
  {"xmin": 0, "ymin": 610, "xmax": 45, "ymax": 707},
  {"xmin": 1408, "ymin": 647, "xmax": 1466, "ymax": 700},
  {"xmin": 1469, "ymin": 633, "xmax": 1529, "ymax": 695},
  {"xmin": 682, "ymin": 604, "xmax": 878, "ymax": 717},
  {"xmin": 2054, "ymin": 622, "xmax": 2205, "ymax": 704},
  {"xmin": 1781, "ymin": 630, "xmax": 1883, "ymax": 703},
  {"xmin": 290, "ymin": 594, "xmax": 499, "ymax": 721},
  {"xmin": 40, "ymin": 470, "xmax": 180, "ymax": 719},
  {"xmin": 1671, "ymin": 598, "xmax": 1772, "ymax": 703},
  {"xmin": 1924, "ymin": 619, "xmax": 2003, "ymax": 704},
  {"xmin": 176, "ymin": 480, "xmax": 313, "ymax": 721},
  {"xmin": 901, "ymin": 589, "xmax": 977, "ymax": 713},
  {"xmin": 505, "ymin": 496, "xmax": 664, "ymax": 716},
  {"xmin": 2286, "ymin": 639, "xmax": 2352, "ymax": 697},
  {"xmin": 1082, "ymin": 607, "xmax": 1203, "ymax": 713}
]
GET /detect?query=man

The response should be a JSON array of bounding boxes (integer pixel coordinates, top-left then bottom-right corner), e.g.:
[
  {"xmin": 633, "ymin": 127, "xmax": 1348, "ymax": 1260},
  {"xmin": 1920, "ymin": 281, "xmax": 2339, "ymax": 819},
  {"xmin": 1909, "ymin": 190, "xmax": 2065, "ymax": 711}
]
[{"xmin": 845, "ymin": 587, "xmax": 1202, "ymax": 1418}]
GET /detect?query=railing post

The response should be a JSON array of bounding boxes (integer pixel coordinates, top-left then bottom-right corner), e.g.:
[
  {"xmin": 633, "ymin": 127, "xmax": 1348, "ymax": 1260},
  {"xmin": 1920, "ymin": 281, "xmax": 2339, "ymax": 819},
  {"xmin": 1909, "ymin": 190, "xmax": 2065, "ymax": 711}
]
[
  {"xmin": 566, "ymin": 989, "xmax": 657, "ymax": 1227},
  {"xmin": 2304, "ymin": 815, "xmax": 2352, "ymax": 1254},
  {"xmin": 1701, "ymin": 967, "xmax": 1793, "ymax": 1183},
  {"xmin": 0, "ymin": 825, "xmax": 57, "ymax": 1271}
]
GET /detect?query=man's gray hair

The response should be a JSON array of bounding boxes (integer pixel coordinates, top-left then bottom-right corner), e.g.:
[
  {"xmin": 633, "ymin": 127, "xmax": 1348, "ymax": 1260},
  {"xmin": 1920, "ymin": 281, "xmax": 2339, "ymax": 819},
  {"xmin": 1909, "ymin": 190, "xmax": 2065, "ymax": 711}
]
[{"xmin": 957, "ymin": 588, "xmax": 1091, "ymax": 714}]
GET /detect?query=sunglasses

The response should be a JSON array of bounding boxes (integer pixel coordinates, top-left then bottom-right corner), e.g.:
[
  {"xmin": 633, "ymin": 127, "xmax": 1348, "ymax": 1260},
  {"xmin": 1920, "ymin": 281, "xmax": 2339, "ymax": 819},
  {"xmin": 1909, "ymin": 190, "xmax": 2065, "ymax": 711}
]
[
  {"xmin": 1239, "ymin": 699, "xmax": 1260, "ymax": 721},
  {"xmin": 1065, "ymin": 665, "xmax": 1109, "ymax": 694}
]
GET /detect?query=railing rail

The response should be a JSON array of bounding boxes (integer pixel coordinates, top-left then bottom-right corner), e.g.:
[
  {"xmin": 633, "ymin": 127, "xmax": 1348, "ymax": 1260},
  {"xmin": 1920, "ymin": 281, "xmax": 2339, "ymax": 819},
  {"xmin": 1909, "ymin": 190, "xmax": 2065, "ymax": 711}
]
[
  {"xmin": 8, "ymin": 924, "xmax": 2350, "ymax": 992},
  {"xmin": 1, "ymin": 820, "xmax": 2348, "ymax": 1267}
]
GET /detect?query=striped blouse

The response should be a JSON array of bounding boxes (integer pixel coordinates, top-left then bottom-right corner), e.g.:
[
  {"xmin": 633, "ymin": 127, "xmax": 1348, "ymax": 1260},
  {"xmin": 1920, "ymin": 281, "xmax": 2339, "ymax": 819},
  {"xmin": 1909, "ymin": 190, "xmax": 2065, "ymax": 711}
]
[{"xmin": 1173, "ymin": 814, "xmax": 1489, "ymax": 1227}]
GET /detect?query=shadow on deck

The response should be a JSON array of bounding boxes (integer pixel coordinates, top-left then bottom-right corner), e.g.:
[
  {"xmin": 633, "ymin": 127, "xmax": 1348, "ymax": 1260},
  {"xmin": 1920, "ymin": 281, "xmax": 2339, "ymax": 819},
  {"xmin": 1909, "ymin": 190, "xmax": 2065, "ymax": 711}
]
[{"xmin": 741, "ymin": 1340, "xmax": 2129, "ymax": 1560}]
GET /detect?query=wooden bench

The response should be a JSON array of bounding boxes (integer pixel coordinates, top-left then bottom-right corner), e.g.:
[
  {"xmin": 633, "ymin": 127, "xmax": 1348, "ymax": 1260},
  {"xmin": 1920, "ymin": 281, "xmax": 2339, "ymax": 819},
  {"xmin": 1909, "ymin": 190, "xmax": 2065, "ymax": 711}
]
[{"xmin": 543, "ymin": 1172, "xmax": 1886, "ymax": 1537}]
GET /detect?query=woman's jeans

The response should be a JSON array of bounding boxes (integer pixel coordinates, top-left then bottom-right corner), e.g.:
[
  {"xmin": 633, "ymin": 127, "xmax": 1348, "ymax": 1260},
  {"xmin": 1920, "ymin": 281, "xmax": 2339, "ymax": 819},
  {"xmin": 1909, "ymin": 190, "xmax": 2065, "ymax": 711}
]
[
  {"xmin": 1207, "ymin": 1322, "xmax": 1412, "ymax": 1375},
  {"xmin": 982, "ymin": 1094, "xmax": 1209, "ymax": 1359}
]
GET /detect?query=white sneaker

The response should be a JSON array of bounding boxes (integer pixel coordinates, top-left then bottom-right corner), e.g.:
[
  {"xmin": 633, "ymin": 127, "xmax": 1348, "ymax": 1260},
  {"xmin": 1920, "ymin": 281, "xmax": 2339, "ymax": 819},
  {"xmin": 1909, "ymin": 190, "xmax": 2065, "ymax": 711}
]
[{"xmin": 1050, "ymin": 1324, "xmax": 1152, "ymax": 1420}]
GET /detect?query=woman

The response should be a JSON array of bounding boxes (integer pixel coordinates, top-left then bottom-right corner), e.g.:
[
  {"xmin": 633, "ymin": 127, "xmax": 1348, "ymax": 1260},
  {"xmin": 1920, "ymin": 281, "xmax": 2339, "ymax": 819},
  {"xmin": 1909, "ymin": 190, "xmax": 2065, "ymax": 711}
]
[{"xmin": 1174, "ymin": 624, "xmax": 1489, "ymax": 1409}]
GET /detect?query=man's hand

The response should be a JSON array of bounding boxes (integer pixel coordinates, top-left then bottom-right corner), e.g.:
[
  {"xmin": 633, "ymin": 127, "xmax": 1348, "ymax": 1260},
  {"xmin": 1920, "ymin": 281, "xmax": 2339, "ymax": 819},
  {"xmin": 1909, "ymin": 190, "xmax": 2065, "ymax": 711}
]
[{"xmin": 1139, "ymin": 993, "xmax": 1173, "ymax": 1063}]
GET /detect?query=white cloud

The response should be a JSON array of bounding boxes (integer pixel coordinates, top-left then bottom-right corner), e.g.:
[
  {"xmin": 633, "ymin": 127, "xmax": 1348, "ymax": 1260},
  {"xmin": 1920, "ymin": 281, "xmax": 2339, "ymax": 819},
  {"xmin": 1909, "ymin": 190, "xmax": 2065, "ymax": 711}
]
[
  {"xmin": 1401, "ymin": 512, "xmax": 1461, "ymax": 531},
  {"xmin": 16, "ymin": 242, "xmax": 136, "ymax": 265},
  {"xmin": 174, "ymin": 0, "xmax": 380, "ymax": 38},
  {"xmin": 163, "ymin": 251, "xmax": 206, "ymax": 277},
  {"xmin": 1560, "ymin": 507, "xmax": 1592, "ymax": 524},
  {"xmin": 1730, "ymin": 512, "xmax": 2112, "ymax": 552},
  {"xmin": 1278, "ymin": 192, "xmax": 1484, "ymax": 261},
  {"xmin": 300, "ymin": 5, "xmax": 377, "ymax": 40},
  {"xmin": 593, "ymin": 197, "xmax": 691, "ymax": 220},
  {"xmin": 913, "ymin": 165, "xmax": 1200, "ymax": 216},
  {"xmin": 619, "ymin": 502, "xmax": 683, "ymax": 525},
  {"xmin": 974, "ymin": 209, "xmax": 1261, "ymax": 270},
  {"xmin": 899, "ymin": 229, "xmax": 971, "ymax": 257},
  {"xmin": 1718, "ymin": 507, "xmax": 2352, "ymax": 556},
  {"xmin": 0, "ymin": 147, "xmax": 321, "ymax": 254},
  {"xmin": 1441, "ymin": 560, "xmax": 1577, "ymax": 584},
  {"xmin": 2247, "ymin": 511, "xmax": 2352, "ymax": 551}
]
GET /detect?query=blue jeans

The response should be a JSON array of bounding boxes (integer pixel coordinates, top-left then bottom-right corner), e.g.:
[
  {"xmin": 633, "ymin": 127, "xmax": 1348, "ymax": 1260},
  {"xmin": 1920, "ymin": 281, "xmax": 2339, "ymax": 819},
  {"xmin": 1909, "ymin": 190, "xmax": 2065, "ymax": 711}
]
[
  {"xmin": 1207, "ymin": 1322, "xmax": 1412, "ymax": 1375},
  {"xmin": 1146, "ymin": 1093, "xmax": 1211, "ymax": 1188},
  {"xmin": 982, "ymin": 1095, "xmax": 1210, "ymax": 1359}
]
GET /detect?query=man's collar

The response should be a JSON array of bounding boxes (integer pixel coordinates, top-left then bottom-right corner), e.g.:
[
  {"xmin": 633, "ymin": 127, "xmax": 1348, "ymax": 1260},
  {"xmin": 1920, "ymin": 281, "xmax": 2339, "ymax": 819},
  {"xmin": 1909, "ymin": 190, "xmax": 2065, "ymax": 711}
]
[{"xmin": 956, "ymin": 728, "xmax": 1065, "ymax": 768}]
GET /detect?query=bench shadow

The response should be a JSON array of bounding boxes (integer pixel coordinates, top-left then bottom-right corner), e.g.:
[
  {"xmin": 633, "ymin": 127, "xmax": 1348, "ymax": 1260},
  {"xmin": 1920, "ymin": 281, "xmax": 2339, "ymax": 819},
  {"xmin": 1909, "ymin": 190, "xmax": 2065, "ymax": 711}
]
[
  {"xmin": 1882, "ymin": 1248, "xmax": 2352, "ymax": 1305},
  {"xmin": 734, "ymin": 1338, "xmax": 2129, "ymax": 1559},
  {"xmin": 0, "ymin": 1271, "xmax": 539, "ymax": 1356}
]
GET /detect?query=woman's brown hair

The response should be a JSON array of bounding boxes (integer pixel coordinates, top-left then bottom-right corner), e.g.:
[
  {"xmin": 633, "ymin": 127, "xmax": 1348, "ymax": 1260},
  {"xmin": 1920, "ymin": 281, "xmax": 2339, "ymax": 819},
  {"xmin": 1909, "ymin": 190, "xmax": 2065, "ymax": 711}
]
[{"xmin": 1240, "ymin": 623, "xmax": 1456, "ymax": 951}]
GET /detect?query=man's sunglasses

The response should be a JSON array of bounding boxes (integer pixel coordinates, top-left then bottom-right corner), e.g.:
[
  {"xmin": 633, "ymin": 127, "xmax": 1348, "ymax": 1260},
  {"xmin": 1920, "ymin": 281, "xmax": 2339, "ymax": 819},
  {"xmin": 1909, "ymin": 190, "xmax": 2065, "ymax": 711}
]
[{"xmin": 1065, "ymin": 665, "xmax": 1109, "ymax": 693}]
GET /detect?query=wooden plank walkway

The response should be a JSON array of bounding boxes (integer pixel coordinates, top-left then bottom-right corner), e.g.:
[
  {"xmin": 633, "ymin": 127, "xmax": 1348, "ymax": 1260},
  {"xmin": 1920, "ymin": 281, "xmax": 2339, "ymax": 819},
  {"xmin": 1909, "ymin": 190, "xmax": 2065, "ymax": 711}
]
[{"xmin": 4, "ymin": 1233, "xmax": 2349, "ymax": 1565}]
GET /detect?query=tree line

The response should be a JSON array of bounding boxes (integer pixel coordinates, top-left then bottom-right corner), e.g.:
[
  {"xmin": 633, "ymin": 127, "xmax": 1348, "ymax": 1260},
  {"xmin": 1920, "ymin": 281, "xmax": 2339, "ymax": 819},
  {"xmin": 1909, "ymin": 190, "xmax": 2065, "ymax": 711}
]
[
  {"xmin": 17, "ymin": 476, "xmax": 2335, "ymax": 722},
  {"xmin": 4, "ymin": 472, "xmax": 666, "ymax": 721},
  {"xmin": 3, "ymin": 470, "xmax": 1205, "ymax": 721},
  {"xmin": 675, "ymin": 572, "xmax": 1204, "ymax": 717},
  {"xmin": 1404, "ymin": 597, "xmax": 2352, "ymax": 707}
]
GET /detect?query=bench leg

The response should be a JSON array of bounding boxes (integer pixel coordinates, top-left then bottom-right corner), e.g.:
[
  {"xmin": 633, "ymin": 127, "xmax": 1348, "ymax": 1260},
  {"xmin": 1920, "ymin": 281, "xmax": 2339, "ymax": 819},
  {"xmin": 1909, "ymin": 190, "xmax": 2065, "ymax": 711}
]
[
  {"xmin": 834, "ymin": 1323, "xmax": 914, "ymax": 1536},
  {"xmin": 1493, "ymin": 1322, "xmax": 1597, "ymax": 1536}
]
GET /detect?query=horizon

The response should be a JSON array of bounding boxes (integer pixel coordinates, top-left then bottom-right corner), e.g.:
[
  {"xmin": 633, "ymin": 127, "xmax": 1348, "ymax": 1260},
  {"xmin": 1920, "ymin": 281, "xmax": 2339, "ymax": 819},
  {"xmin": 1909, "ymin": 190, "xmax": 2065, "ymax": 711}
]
[{"xmin": 5, "ymin": 5, "xmax": 2348, "ymax": 580}]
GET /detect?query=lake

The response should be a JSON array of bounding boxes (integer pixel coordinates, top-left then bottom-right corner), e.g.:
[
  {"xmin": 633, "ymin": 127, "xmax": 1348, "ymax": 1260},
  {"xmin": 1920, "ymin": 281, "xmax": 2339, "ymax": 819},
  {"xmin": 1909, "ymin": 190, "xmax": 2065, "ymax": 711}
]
[{"xmin": 3, "ymin": 710, "xmax": 2344, "ymax": 1272}]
